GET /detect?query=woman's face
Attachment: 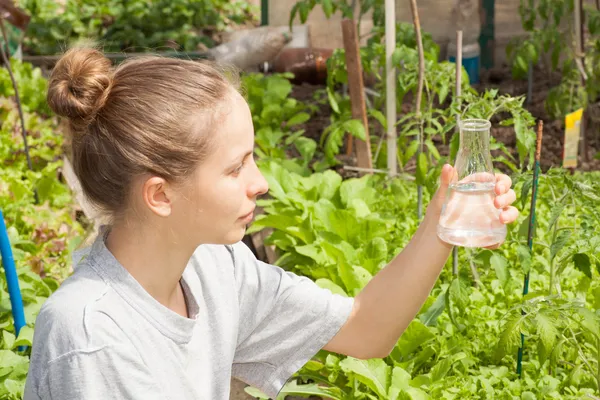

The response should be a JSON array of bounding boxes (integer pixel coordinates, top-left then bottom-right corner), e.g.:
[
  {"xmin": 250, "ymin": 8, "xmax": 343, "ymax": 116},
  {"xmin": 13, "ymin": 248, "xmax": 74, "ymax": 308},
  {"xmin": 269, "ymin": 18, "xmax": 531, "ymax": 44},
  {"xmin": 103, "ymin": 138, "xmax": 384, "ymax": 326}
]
[{"xmin": 171, "ymin": 89, "xmax": 269, "ymax": 246}]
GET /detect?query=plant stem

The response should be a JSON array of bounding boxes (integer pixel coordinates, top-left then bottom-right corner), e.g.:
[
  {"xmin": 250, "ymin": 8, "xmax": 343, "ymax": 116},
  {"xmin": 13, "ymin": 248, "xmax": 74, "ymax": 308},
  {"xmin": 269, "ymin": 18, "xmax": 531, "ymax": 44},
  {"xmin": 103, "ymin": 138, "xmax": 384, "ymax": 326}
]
[
  {"xmin": 409, "ymin": 0, "xmax": 425, "ymax": 220},
  {"xmin": 568, "ymin": 326, "xmax": 596, "ymax": 382},
  {"xmin": 0, "ymin": 18, "xmax": 38, "ymax": 204},
  {"xmin": 469, "ymin": 256, "xmax": 481, "ymax": 289}
]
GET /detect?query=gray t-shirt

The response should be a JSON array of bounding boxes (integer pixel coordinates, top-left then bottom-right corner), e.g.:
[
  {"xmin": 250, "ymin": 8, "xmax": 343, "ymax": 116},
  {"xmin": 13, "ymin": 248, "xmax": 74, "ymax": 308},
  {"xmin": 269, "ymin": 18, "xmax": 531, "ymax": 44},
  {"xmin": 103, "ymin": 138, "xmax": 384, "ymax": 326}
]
[{"xmin": 23, "ymin": 230, "xmax": 354, "ymax": 400}]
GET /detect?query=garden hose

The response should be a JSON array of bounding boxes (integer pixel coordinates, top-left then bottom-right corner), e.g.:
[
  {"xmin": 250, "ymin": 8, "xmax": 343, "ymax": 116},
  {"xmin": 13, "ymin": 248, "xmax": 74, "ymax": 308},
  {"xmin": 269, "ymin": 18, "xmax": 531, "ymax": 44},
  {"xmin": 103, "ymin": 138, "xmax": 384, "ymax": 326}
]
[{"xmin": 0, "ymin": 209, "xmax": 27, "ymax": 339}]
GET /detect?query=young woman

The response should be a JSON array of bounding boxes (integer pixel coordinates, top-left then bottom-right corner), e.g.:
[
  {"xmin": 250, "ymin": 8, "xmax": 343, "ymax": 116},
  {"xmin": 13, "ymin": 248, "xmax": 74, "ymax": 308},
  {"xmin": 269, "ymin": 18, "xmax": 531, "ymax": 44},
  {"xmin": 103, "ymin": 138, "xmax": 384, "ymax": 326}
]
[{"xmin": 24, "ymin": 47, "xmax": 518, "ymax": 400}]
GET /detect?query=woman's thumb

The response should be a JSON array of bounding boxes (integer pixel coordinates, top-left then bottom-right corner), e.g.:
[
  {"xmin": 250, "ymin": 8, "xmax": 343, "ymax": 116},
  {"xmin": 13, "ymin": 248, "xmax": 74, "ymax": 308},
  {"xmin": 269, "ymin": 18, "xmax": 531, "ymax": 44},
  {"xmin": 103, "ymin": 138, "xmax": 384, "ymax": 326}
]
[{"xmin": 431, "ymin": 164, "xmax": 455, "ymax": 211}]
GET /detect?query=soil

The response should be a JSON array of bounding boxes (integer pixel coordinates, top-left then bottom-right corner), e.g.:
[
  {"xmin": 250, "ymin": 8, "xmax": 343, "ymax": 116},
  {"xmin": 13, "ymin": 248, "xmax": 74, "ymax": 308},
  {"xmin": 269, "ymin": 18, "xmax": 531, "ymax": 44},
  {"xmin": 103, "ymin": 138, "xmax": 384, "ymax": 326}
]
[{"xmin": 288, "ymin": 65, "xmax": 600, "ymax": 174}]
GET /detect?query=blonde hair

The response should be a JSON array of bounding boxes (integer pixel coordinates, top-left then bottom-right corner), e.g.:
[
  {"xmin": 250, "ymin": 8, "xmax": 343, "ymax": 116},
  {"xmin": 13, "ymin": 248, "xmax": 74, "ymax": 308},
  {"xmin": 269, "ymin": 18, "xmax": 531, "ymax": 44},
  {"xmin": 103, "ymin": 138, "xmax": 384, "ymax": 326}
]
[{"xmin": 47, "ymin": 47, "xmax": 237, "ymax": 219}]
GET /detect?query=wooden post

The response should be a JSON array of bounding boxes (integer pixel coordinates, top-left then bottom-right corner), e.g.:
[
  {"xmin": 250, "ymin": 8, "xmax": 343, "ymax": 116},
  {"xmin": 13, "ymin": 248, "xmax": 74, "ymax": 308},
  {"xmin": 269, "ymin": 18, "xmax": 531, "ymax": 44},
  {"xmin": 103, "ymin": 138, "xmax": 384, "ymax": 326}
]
[
  {"xmin": 385, "ymin": 0, "xmax": 397, "ymax": 177},
  {"xmin": 341, "ymin": 18, "xmax": 373, "ymax": 171}
]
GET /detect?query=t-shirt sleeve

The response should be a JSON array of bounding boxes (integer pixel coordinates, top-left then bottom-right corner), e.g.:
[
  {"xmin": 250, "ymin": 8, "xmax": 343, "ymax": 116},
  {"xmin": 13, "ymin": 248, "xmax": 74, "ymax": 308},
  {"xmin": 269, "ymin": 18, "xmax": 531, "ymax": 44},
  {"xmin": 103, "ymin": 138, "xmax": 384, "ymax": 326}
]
[
  {"xmin": 229, "ymin": 241, "xmax": 354, "ymax": 398},
  {"xmin": 26, "ymin": 345, "xmax": 165, "ymax": 400}
]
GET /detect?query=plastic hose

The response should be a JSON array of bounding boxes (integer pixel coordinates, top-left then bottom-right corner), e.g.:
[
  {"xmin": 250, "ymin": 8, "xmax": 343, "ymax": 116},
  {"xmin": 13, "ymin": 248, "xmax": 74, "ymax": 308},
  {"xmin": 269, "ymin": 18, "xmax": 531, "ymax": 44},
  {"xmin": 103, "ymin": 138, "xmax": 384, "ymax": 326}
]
[{"xmin": 0, "ymin": 209, "xmax": 26, "ymax": 337}]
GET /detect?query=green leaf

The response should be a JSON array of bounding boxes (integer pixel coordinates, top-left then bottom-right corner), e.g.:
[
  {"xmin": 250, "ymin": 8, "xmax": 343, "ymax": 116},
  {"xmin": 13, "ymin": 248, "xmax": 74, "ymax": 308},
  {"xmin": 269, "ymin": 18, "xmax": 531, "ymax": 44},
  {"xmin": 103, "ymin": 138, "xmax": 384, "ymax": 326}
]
[
  {"xmin": 1, "ymin": 331, "xmax": 15, "ymax": 350},
  {"xmin": 419, "ymin": 289, "xmax": 447, "ymax": 327},
  {"xmin": 401, "ymin": 140, "xmax": 419, "ymax": 167},
  {"xmin": 339, "ymin": 357, "xmax": 390, "ymax": 398},
  {"xmin": 430, "ymin": 358, "xmax": 452, "ymax": 382},
  {"xmin": 369, "ymin": 109, "xmax": 387, "ymax": 131},
  {"xmin": 388, "ymin": 367, "xmax": 411, "ymax": 400},
  {"xmin": 327, "ymin": 86, "xmax": 340, "ymax": 114},
  {"xmin": 550, "ymin": 230, "xmax": 571, "ymax": 261},
  {"xmin": 295, "ymin": 244, "xmax": 326, "ymax": 264},
  {"xmin": 449, "ymin": 131, "xmax": 460, "ymax": 162},
  {"xmin": 287, "ymin": 112, "xmax": 311, "ymax": 126},
  {"xmin": 294, "ymin": 137, "xmax": 317, "ymax": 166},
  {"xmin": 322, "ymin": 0, "xmax": 334, "ymax": 17},
  {"xmin": 340, "ymin": 175, "xmax": 377, "ymax": 207},
  {"xmin": 13, "ymin": 326, "xmax": 33, "ymax": 348},
  {"xmin": 516, "ymin": 245, "xmax": 532, "ymax": 274},
  {"xmin": 424, "ymin": 139, "xmax": 441, "ymax": 160},
  {"xmin": 449, "ymin": 277, "xmax": 469, "ymax": 309},
  {"xmin": 395, "ymin": 319, "xmax": 435, "ymax": 358},
  {"xmin": 490, "ymin": 253, "xmax": 509, "ymax": 286},
  {"xmin": 572, "ymin": 253, "xmax": 592, "ymax": 279},
  {"xmin": 535, "ymin": 312, "xmax": 558, "ymax": 356},
  {"xmin": 344, "ymin": 119, "xmax": 366, "ymax": 140},
  {"xmin": 244, "ymin": 386, "xmax": 270, "ymax": 399},
  {"xmin": 278, "ymin": 380, "xmax": 345, "ymax": 400},
  {"xmin": 520, "ymin": 177, "xmax": 533, "ymax": 209},
  {"xmin": 316, "ymin": 278, "xmax": 348, "ymax": 296},
  {"xmin": 547, "ymin": 204, "xmax": 565, "ymax": 230}
]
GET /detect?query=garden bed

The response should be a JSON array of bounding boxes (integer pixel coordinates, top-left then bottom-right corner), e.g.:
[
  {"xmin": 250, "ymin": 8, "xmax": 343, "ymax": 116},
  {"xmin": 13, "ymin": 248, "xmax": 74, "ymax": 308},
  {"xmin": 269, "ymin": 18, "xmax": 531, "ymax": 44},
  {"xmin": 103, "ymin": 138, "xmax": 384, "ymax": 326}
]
[{"xmin": 290, "ymin": 65, "xmax": 600, "ymax": 175}]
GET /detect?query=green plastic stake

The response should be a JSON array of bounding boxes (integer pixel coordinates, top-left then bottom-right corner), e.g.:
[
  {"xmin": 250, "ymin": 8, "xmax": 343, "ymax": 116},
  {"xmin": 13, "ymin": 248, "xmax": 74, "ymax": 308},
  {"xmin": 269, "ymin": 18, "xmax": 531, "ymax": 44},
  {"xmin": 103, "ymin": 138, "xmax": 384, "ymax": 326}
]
[{"xmin": 517, "ymin": 120, "xmax": 544, "ymax": 376}]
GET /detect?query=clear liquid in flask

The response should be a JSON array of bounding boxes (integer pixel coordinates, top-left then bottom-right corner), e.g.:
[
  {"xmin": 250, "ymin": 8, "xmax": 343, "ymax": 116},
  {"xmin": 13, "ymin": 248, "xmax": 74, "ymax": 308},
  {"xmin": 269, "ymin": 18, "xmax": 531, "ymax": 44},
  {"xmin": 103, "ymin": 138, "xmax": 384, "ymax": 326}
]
[{"xmin": 437, "ymin": 181, "xmax": 506, "ymax": 248}]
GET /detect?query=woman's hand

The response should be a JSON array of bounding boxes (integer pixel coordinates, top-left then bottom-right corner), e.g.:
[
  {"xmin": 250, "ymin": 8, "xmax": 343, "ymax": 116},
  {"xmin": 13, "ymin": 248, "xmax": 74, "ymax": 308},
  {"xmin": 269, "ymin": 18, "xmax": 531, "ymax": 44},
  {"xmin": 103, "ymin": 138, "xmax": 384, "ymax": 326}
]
[{"xmin": 427, "ymin": 164, "xmax": 519, "ymax": 248}]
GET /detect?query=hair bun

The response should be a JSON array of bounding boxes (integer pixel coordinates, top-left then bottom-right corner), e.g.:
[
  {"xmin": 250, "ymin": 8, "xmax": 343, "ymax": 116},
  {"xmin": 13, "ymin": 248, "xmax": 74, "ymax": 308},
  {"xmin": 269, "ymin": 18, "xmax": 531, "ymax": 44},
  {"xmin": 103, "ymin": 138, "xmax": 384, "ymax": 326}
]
[{"xmin": 47, "ymin": 47, "xmax": 113, "ymax": 128}]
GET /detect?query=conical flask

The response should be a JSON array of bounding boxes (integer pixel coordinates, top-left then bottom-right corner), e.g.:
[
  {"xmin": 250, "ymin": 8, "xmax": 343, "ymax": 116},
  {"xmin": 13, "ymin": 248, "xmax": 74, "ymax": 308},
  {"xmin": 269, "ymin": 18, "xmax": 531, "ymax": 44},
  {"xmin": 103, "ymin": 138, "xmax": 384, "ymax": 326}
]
[{"xmin": 437, "ymin": 119, "xmax": 507, "ymax": 248}]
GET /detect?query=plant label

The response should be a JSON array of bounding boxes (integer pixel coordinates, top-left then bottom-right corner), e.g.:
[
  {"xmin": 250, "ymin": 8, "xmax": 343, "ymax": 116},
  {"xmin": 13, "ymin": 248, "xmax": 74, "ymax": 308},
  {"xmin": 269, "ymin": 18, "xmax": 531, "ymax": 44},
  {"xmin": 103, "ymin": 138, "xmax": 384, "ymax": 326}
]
[{"xmin": 563, "ymin": 108, "xmax": 583, "ymax": 169}]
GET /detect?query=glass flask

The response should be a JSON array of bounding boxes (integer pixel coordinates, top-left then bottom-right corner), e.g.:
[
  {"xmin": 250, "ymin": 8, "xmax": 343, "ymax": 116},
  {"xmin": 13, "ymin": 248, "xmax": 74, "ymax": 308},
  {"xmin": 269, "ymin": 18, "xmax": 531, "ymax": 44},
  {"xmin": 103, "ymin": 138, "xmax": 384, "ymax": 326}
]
[{"xmin": 437, "ymin": 119, "xmax": 506, "ymax": 248}]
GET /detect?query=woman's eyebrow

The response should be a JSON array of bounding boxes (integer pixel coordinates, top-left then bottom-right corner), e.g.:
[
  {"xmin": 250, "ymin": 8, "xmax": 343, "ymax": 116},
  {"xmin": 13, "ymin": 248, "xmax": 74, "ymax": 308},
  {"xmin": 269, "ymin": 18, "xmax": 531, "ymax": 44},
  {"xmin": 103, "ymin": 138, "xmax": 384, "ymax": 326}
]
[{"xmin": 229, "ymin": 150, "xmax": 253, "ymax": 165}]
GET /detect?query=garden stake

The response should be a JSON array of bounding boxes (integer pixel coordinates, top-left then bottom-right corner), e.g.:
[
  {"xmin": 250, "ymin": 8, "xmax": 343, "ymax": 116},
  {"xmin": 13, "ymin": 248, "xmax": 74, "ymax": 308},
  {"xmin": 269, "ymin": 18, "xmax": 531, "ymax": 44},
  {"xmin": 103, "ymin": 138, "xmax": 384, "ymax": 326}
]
[
  {"xmin": 0, "ymin": 17, "xmax": 38, "ymax": 204},
  {"xmin": 453, "ymin": 30, "xmax": 463, "ymax": 277},
  {"xmin": 341, "ymin": 19, "xmax": 373, "ymax": 172},
  {"xmin": 385, "ymin": 0, "xmax": 397, "ymax": 177},
  {"xmin": 409, "ymin": 0, "xmax": 425, "ymax": 219},
  {"xmin": 574, "ymin": 0, "xmax": 588, "ymax": 162},
  {"xmin": 0, "ymin": 209, "xmax": 27, "ymax": 347},
  {"xmin": 517, "ymin": 120, "xmax": 544, "ymax": 377}
]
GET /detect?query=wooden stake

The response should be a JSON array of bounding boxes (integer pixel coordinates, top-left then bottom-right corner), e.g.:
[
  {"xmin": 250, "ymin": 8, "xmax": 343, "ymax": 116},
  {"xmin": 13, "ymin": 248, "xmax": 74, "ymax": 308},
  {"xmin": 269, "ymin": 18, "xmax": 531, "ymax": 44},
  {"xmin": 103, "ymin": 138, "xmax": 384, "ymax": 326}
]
[
  {"xmin": 385, "ymin": 0, "xmax": 397, "ymax": 177},
  {"xmin": 341, "ymin": 18, "xmax": 373, "ymax": 171},
  {"xmin": 575, "ymin": 0, "xmax": 588, "ymax": 162}
]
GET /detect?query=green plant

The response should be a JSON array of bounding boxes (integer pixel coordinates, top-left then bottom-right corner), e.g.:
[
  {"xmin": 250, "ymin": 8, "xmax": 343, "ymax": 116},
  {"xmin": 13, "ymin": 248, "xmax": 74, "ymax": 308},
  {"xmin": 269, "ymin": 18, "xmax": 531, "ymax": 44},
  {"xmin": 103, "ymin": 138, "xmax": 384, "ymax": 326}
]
[
  {"xmin": 0, "ymin": 60, "xmax": 84, "ymax": 399},
  {"xmin": 242, "ymin": 72, "xmax": 318, "ymax": 176},
  {"xmin": 246, "ymin": 158, "xmax": 600, "ymax": 398},
  {"xmin": 508, "ymin": 0, "xmax": 600, "ymax": 120},
  {"xmin": 16, "ymin": 0, "xmax": 257, "ymax": 55}
]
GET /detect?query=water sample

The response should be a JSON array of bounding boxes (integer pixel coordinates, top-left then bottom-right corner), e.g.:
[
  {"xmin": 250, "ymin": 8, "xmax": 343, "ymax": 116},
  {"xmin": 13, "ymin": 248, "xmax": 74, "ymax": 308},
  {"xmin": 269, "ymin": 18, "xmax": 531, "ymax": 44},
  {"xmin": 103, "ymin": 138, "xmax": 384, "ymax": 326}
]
[{"xmin": 437, "ymin": 119, "xmax": 506, "ymax": 248}]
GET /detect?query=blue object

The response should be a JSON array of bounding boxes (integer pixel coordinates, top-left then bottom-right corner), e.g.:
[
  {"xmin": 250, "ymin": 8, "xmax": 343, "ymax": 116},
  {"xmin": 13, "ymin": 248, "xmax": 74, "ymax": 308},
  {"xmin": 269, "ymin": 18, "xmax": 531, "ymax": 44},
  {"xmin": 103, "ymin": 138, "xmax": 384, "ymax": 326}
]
[
  {"xmin": 449, "ymin": 42, "xmax": 481, "ymax": 85},
  {"xmin": 0, "ymin": 209, "xmax": 26, "ymax": 338}
]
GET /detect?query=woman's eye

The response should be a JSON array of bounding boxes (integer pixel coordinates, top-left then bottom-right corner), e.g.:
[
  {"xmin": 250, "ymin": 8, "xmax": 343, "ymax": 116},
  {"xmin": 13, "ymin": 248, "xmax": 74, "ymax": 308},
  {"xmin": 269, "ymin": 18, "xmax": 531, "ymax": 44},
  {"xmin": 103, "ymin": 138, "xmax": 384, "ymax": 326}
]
[{"xmin": 233, "ymin": 162, "xmax": 245, "ymax": 175}]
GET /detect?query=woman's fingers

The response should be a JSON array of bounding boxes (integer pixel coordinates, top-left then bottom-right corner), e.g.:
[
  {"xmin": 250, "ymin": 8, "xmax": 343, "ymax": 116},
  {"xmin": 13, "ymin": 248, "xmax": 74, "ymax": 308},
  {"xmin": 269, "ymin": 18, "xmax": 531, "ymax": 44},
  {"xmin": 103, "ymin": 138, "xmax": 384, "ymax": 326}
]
[
  {"xmin": 495, "ymin": 189, "xmax": 517, "ymax": 209},
  {"xmin": 500, "ymin": 206, "xmax": 519, "ymax": 224},
  {"xmin": 494, "ymin": 173, "xmax": 513, "ymax": 195}
]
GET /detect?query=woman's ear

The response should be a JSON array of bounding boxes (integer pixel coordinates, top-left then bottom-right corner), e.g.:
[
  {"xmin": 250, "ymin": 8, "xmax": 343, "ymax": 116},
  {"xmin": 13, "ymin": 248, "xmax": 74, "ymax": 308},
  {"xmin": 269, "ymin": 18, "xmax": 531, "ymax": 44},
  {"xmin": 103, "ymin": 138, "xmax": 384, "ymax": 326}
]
[{"xmin": 142, "ymin": 176, "xmax": 172, "ymax": 217}]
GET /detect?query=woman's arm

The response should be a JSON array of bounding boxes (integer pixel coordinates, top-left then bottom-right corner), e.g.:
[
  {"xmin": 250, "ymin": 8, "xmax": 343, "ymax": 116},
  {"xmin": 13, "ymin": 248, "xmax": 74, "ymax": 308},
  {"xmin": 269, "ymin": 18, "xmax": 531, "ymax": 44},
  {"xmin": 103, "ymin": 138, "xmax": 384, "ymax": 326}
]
[{"xmin": 324, "ymin": 164, "xmax": 518, "ymax": 359}]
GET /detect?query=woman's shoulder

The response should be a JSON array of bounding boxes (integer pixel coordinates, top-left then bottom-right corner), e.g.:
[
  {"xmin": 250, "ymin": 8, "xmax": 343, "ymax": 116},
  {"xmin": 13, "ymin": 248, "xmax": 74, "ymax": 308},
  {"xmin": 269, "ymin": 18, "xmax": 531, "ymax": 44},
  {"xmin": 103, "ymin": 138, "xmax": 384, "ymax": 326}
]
[{"xmin": 32, "ymin": 262, "xmax": 127, "ymax": 359}]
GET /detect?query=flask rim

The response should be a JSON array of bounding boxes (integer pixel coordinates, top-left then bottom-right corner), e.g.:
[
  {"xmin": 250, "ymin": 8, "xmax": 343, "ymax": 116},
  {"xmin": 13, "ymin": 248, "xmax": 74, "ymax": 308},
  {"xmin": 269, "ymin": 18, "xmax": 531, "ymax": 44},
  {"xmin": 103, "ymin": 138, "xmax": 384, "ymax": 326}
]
[{"xmin": 459, "ymin": 119, "xmax": 491, "ymax": 132}]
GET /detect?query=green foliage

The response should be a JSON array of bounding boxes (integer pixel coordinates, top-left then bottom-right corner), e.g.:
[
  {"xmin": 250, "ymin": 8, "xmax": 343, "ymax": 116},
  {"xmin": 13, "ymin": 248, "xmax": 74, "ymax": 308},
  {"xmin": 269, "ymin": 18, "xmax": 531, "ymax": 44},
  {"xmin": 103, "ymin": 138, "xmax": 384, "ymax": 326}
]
[
  {"xmin": 0, "ymin": 60, "xmax": 84, "ymax": 398},
  {"xmin": 508, "ymin": 0, "xmax": 600, "ymax": 120},
  {"xmin": 248, "ymin": 160, "xmax": 600, "ymax": 398},
  {"xmin": 16, "ymin": 0, "xmax": 257, "ymax": 55},
  {"xmin": 242, "ymin": 72, "xmax": 325, "ymax": 176}
]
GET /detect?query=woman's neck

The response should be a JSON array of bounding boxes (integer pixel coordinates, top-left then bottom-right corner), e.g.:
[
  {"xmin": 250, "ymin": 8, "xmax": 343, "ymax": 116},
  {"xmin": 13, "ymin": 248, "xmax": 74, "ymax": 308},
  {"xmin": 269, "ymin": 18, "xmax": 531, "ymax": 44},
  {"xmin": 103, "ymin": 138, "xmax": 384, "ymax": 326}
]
[{"xmin": 104, "ymin": 221, "xmax": 196, "ymax": 316}]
